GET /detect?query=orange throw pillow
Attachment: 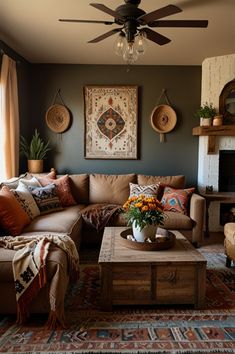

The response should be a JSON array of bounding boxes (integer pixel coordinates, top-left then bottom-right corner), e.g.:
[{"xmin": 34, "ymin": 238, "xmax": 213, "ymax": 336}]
[
  {"xmin": 37, "ymin": 174, "xmax": 76, "ymax": 207},
  {"xmin": 0, "ymin": 186, "xmax": 31, "ymax": 236}
]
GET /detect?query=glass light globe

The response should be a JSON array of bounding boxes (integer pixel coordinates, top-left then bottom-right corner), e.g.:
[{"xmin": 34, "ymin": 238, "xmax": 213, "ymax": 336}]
[
  {"xmin": 114, "ymin": 33, "xmax": 126, "ymax": 57},
  {"xmin": 136, "ymin": 31, "xmax": 147, "ymax": 56},
  {"xmin": 123, "ymin": 42, "xmax": 138, "ymax": 64}
]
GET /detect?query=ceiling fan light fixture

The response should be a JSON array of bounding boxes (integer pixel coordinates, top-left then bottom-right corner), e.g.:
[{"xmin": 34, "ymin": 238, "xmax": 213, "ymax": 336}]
[
  {"xmin": 136, "ymin": 30, "xmax": 147, "ymax": 56},
  {"xmin": 113, "ymin": 32, "xmax": 126, "ymax": 56},
  {"xmin": 123, "ymin": 41, "xmax": 138, "ymax": 65},
  {"xmin": 59, "ymin": 0, "xmax": 209, "ymax": 65}
]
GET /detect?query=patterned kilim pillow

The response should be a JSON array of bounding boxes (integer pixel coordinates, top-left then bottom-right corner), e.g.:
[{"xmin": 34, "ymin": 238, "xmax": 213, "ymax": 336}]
[
  {"xmin": 161, "ymin": 186, "xmax": 195, "ymax": 215},
  {"xmin": 37, "ymin": 174, "xmax": 76, "ymax": 207},
  {"xmin": 28, "ymin": 184, "xmax": 63, "ymax": 215},
  {"xmin": 129, "ymin": 182, "xmax": 161, "ymax": 198},
  {"xmin": 11, "ymin": 182, "xmax": 40, "ymax": 220}
]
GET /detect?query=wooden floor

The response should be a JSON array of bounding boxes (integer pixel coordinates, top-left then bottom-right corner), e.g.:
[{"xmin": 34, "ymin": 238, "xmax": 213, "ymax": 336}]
[{"xmin": 197, "ymin": 231, "xmax": 225, "ymax": 252}]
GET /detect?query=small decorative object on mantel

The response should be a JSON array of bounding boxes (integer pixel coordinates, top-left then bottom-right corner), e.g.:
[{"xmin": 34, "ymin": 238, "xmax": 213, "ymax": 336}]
[
  {"xmin": 122, "ymin": 195, "xmax": 164, "ymax": 242},
  {"xmin": 213, "ymin": 114, "xmax": 223, "ymax": 126},
  {"xmin": 195, "ymin": 102, "xmax": 216, "ymax": 126},
  {"xmin": 150, "ymin": 89, "xmax": 177, "ymax": 143},
  {"xmin": 45, "ymin": 89, "xmax": 71, "ymax": 134}
]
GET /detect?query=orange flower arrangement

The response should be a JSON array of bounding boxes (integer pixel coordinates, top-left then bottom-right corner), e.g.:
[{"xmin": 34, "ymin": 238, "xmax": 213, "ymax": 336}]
[{"xmin": 122, "ymin": 194, "xmax": 164, "ymax": 230}]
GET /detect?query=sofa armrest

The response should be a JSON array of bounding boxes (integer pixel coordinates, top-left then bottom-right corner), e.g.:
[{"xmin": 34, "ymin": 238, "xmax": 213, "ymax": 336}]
[{"xmin": 189, "ymin": 193, "xmax": 205, "ymax": 246}]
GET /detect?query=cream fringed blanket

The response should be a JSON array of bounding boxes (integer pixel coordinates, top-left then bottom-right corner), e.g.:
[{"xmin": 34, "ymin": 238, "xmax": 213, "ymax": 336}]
[{"xmin": 0, "ymin": 233, "xmax": 79, "ymax": 329}]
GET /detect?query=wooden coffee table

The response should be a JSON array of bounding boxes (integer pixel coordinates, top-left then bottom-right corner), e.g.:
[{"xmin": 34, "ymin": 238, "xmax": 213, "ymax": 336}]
[{"xmin": 98, "ymin": 227, "xmax": 206, "ymax": 311}]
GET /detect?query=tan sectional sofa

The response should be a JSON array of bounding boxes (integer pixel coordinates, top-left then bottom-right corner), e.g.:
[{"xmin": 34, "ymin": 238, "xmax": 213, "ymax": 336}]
[{"xmin": 0, "ymin": 172, "xmax": 205, "ymax": 317}]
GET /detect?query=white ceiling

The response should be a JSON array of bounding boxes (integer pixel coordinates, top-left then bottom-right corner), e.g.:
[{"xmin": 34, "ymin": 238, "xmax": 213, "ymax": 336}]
[{"xmin": 0, "ymin": 0, "xmax": 235, "ymax": 65}]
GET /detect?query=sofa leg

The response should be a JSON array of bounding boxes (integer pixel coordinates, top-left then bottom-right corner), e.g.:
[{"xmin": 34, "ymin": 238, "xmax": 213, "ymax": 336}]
[
  {"xmin": 192, "ymin": 241, "xmax": 199, "ymax": 248},
  {"xmin": 226, "ymin": 256, "xmax": 231, "ymax": 268}
]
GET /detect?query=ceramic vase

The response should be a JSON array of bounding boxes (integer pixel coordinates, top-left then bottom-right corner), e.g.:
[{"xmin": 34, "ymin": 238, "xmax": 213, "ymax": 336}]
[
  {"xmin": 213, "ymin": 115, "xmax": 223, "ymax": 126},
  {"xmin": 132, "ymin": 224, "xmax": 157, "ymax": 242},
  {"xmin": 200, "ymin": 117, "xmax": 212, "ymax": 126}
]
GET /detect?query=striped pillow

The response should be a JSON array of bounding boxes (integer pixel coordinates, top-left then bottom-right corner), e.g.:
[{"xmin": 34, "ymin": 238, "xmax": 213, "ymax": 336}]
[{"xmin": 129, "ymin": 182, "xmax": 161, "ymax": 198}]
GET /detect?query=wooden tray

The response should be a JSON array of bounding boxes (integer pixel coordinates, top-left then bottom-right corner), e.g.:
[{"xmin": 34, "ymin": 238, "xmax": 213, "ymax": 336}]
[{"xmin": 119, "ymin": 229, "xmax": 176, "ymax": 251}]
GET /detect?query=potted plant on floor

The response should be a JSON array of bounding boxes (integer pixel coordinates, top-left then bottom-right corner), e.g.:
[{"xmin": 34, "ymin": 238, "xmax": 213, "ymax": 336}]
[
  {"xmin": 195, "ymin": 102, "xmax": 216, "ymax": 126},
  {"xmin": 20, "ymin": 129, "xmax": 51, "ymax": 173}
]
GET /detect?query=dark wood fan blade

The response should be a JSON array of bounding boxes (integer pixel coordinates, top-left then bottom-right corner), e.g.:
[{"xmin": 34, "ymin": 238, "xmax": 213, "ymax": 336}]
[
  {"xmin": 148, "ymin": 20, "xmax": 208, "ymax": 28},
  {"xmin": 90, "ymin": 3, "xmax": 124, "ymax": 21},
  {"xmin": 138, "ymin": 5, "xmax": 182, "ymax": 24},
  {"xmin": 59, "ymin": 19, "xmax": 115, "ymax": 25},
  {"xmin": 88, "ymin": 28, "xmax": 122, "ymax": 43},
  {"xmin": 143, "ymin": 28, "xmax": 171, "ymax": 45}
]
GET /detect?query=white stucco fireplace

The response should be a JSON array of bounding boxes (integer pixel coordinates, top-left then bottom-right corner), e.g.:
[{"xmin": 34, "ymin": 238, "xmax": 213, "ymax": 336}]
[{"xmin": 198, "ymin": 54, "xmax": 235, "ymax": 231}]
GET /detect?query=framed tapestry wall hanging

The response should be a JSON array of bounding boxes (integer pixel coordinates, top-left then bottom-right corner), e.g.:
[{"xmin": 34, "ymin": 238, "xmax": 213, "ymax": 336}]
[{"xmin": 84, "ymin": 85, "xmax": 138, "ymax": 159}]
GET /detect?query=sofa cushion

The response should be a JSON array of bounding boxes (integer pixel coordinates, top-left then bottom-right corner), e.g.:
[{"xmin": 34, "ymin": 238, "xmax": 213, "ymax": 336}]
[
  {"xmin": 11, "ymin": 182, "xmax": 40, "ymax": 220},
  {"xmin": 69, "ymin": 174, "xmax": 89, "ymax": 204},
  {"xmin": 163, "ymin": 211, "xmax": 193, "ymax": 230},
  {"xmin": 0, "ymin": 173, "xmax": 27, "ymax": 190},
  {"xmin": 22, "ymin": 205, "xmax": 84, "ymax": 237},
  {"xmin": 0, "ymin": 186, "xmax": 31, "ymax": 236},
  {"xmin": 162, "ymin": 187, "xmax": 195, "ymax": 215},
  {"xmin": 129, "ymin": 182, "xmax": 161, "ymax": 198},
  {"xmin": 28, "ymin": 184, "xmax": 63, "ymax": 215},
  {"xmin": 89, "ymin": 174, "xmax": 137, "ymax": 205},
  {"xmin": 137, "ymin": 175, "xmax": 185, "ymax": 189},
  {"xmin": 37, "ymin": 174, "xmax": 77, "ymax": 207}
]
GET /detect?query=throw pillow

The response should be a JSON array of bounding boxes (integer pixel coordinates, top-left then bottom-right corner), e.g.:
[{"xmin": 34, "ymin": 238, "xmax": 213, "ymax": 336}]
[
  {"xmin": 11, "ymin": 183, "xmax": 40, "ymax": 220},
  {"xmin": 0, "ymin": 173, "xmax": 27, "ymax": 190},
  {"xmin": 28, "ymin": 184, "xmax": 63, "ymax": 215},
  {"xmin": 37, "ymin": 174, "xmax": 76, "ymax": 207},
  {"xmin": 161, "ymin": 186, "xmax": 195, "ymax": 215},
  {"xmin": 0, "ymin": 186, "xmax": 31, "ymax": 236},
  {"xmin": 129, "ymin": 182, "xmax": 161, "ymax": 198},
  {"xmin": 19, "ymin": 177, "xmax": 42, "ymax": 188}
]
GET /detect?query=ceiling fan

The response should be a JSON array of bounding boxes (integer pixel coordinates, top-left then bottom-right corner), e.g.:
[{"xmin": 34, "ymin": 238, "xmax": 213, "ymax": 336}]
[{"xmin": 59, "ymin": 0, "xmax": 208, "ymax": 46}]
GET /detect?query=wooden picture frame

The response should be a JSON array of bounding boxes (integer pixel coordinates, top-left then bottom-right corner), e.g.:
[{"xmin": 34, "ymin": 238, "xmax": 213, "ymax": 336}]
[{"xmin": 84, "ymin": 85, "xmax": 138, "ymax": 159}]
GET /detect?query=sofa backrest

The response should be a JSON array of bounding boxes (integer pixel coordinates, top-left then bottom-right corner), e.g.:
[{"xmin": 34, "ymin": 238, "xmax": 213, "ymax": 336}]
[
  {"xmin": 69, "ymin": 174, "xmax": 89, "ymax": 204},
  {"xmin": 89, "ymin": 173, "xmax": 137, "ymax": 205},
  {"xmin": 68, "ymin": 173, "xmax": 186, "ymax": 205},
  {"xmin": 137, "ymin": 175, "xmax": 185, "ymax": 189}
]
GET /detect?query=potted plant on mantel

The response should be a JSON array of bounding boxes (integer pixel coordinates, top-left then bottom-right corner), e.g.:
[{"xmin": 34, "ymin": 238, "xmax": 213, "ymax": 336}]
[
  {"xmin": 195, "ymin": 102, "xmax": 216, "ymax": 126},
  {"xmin": 20, "ymin": 129, "xmax": 51, "ymax": 173}
]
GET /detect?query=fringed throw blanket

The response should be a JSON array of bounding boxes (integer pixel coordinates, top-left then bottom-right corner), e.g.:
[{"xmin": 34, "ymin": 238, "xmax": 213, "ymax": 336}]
[
  {"xmin": 0, "ymin": 233, "xmax": 79, "ymax": 329},
  {"xmin": 81, "ymin": 204, "xmax": 121, "ymax": 232}
]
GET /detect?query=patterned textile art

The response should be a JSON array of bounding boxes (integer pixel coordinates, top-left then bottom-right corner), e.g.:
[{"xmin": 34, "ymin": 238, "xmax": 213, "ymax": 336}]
[
  {"xmin": 84, "ymin": 86, "xmax": 138, "ymax": 159},
  {"xmin": 0, "ymin": 252, "xmax": 235, "ymax": 354}
]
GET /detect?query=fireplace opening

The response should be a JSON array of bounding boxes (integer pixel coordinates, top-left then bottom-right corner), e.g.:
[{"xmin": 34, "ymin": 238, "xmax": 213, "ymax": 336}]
[
  {"xmin": 220, "ymin": 203, "xmax": 235, "ymax": 225},
  {"xmin": 219, "ymin": 150, "xmax": 235, "ymax": 225},
  {"xmin": 219, "ymin": 150, "xmax": 235, "ymax": 192}
]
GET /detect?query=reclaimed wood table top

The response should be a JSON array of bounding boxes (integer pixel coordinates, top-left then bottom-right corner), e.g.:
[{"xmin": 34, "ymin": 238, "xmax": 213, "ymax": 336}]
[{"xmin": 99, "ymin": 227, "xmax": 206, "ymax": 265}]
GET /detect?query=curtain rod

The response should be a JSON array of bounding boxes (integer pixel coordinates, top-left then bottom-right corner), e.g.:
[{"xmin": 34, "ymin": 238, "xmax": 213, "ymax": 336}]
[{"xmin": 0, "ymin": 49, "xmax": 21, "ymax": 64}]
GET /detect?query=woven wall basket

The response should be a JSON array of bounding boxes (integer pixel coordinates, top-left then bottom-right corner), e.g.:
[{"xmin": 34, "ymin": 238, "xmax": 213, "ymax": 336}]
[
  {"xmin": 150, "ymin": 104, "xmax": 177, "ymax": 142},
  {"xmin": 45, "ymin": 104, "xmax": 70, "ymax": 133}
]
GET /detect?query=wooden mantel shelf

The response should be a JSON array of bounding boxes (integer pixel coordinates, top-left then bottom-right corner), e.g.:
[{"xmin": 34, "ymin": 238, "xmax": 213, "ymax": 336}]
[
  {"xmin": 192, "ymin": 125, "xmax": 235, "ymax": 154},
  {"xmin": 192, "ymin": 125, "xmax": 235, "ymax": 136}
]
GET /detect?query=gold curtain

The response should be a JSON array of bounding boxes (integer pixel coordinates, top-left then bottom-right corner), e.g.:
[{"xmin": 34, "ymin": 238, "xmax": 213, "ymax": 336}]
[{"xmin": 0, "ymin": 54, "xmax": 19, "ymax": 181}]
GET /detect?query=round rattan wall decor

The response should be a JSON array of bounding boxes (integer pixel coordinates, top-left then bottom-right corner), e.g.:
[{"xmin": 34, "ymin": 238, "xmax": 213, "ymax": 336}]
[
  {"xmin": 45, "ymin": 104, "xmax": 70, "ymax": 133},
  {"xmin": 150, "ymin": 104, "xmax": 177, "ymax": 142}
]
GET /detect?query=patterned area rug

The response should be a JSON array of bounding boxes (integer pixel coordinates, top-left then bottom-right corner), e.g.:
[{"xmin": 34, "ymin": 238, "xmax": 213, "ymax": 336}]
[{"xmin": 0, "ymin": 251, "xmax": 235, "ymax": 354}]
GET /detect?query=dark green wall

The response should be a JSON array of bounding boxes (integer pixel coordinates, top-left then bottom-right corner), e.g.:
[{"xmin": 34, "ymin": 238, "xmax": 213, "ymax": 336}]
[{"xmin": 26, "ymin": 64, "xmax": 201, "ymax": 186}]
